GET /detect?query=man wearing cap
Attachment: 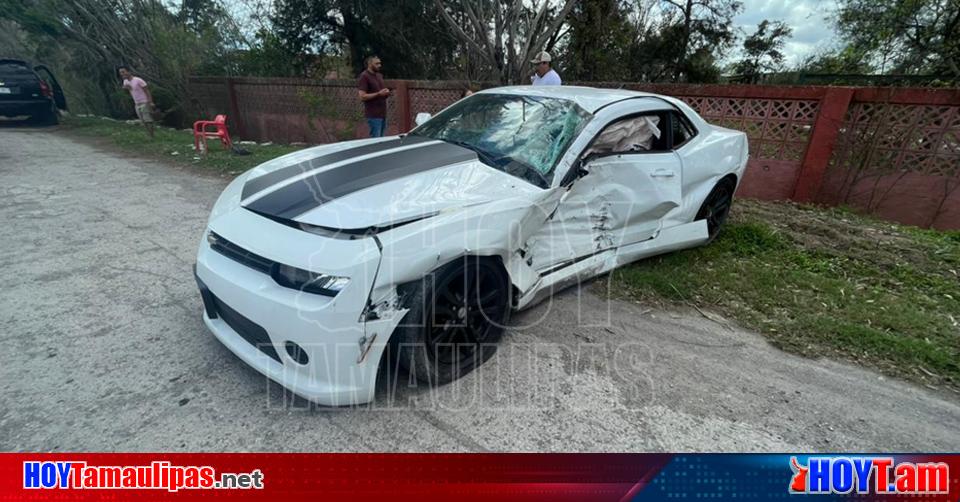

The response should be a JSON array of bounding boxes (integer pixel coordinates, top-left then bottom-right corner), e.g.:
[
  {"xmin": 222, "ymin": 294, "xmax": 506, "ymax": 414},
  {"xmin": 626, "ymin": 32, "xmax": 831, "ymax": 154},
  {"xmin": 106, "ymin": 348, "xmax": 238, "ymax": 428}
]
[{"xmin": 530, "ymin": 51, "xmax": 562, "ymax": 86}]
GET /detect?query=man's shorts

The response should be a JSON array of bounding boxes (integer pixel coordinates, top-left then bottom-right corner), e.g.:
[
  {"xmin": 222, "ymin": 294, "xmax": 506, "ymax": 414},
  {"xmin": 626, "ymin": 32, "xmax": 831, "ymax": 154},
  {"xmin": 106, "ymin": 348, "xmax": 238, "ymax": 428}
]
[{"xmin": 135, "ymin": 103, "xmax": 154, "ymax": 123}]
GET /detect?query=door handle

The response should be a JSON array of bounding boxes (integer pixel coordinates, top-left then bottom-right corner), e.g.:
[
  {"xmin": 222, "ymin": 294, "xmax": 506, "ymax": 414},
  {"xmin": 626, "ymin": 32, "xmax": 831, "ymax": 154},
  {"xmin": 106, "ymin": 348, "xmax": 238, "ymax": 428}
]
[{"xmin": 651, "ymin": 169, "xmax": 675, "ymax": 178}]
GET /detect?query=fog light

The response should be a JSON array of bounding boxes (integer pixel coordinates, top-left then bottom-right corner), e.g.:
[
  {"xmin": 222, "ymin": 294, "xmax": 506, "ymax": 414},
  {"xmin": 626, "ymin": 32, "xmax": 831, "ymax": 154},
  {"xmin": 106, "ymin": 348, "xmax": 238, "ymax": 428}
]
[{"xmin": 284, "ymin": 341, "xmax": 309, "ymax": 365}]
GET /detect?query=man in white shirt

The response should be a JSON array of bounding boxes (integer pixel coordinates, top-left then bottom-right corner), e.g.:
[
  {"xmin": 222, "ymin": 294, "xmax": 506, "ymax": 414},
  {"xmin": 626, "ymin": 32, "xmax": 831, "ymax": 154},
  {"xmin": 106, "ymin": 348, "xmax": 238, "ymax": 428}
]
[{"xmin": 530, "ymin": 51, "xmax": 562, "ymax": 86}]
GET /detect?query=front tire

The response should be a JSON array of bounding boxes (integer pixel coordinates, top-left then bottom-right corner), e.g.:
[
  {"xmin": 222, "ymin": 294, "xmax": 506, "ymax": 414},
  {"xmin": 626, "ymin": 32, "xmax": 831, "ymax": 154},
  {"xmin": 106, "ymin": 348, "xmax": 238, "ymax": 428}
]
[
  {"xmin": 395, "ymin": 257, "xmax": 511, "ymax": 385},
  {"xmin": 695, "ymin": 178, "xmax": 735, "ymax": 242}
]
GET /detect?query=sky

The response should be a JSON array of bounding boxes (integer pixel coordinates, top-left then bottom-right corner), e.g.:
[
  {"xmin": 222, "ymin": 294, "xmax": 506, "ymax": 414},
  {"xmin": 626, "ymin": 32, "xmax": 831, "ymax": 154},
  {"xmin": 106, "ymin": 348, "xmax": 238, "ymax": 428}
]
[{"xmin": 729, "ymin": 0, "xmax": 841, "ymax": 66}]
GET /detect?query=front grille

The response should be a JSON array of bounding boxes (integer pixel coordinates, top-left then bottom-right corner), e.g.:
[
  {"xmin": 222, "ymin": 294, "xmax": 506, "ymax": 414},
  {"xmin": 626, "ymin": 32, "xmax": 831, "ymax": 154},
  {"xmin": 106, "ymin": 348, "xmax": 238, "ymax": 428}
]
[
  {"xmin": 210, "ymin": 294, "xmax": 283, "ymax": 364},
  {"xmin": 208, "ymin": 231, "xmax": 274, "ymax": 275},
  {"xmin": 206, "ymin": 231, "xmax": 343, "ymax": 297}
]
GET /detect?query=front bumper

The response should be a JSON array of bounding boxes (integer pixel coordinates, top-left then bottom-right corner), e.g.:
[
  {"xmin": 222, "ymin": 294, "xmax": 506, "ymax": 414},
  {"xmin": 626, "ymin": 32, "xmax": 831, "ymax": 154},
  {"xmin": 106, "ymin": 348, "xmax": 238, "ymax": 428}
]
[{"xmin": 194, "ymin": 208, "xmax": 403, "ymax": 406}]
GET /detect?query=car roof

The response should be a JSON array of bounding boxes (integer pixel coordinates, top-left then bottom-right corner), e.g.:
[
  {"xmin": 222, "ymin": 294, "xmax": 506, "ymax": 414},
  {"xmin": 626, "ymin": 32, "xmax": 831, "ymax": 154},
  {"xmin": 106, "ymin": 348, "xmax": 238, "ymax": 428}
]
[{"xmin": 475, "ymin": 85, "xmax": 671, "ymax": 113}]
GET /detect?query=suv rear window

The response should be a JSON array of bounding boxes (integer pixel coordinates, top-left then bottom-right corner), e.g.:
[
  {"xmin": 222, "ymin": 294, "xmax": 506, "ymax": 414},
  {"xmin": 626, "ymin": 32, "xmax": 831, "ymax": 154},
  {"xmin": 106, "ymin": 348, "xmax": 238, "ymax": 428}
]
[{"xmin": 0, "ymin": 62, "xmax": 35, "ymax": 77}]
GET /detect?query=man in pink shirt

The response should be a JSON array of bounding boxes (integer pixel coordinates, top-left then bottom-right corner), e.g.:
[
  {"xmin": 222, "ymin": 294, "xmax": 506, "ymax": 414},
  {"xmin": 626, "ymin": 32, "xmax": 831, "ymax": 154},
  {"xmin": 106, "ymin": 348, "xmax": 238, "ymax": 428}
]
[{"xmin": 118, "ymin": 66, "xmax": 155, "ymax": 138}]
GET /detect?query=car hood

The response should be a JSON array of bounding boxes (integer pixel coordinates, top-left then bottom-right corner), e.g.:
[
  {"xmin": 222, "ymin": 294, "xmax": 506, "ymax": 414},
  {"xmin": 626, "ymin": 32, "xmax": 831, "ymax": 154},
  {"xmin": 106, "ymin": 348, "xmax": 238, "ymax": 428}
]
[{"xmin": 239, "ymin": 135, "xmax": 541, "ymax": 230}]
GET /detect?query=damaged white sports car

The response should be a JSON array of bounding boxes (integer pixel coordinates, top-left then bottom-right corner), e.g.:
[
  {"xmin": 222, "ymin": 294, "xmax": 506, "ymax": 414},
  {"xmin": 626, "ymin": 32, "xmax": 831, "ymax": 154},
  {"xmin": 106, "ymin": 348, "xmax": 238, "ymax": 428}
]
[{"xmin": 194, "ymin": 86, "xmax": 748, "ymax": 405}]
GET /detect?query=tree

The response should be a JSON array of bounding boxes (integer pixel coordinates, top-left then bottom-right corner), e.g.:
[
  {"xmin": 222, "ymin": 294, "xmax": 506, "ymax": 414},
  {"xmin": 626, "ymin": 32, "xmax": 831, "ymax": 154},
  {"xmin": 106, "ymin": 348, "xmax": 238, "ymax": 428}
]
[
  {"xmin": 0, "ymin": 0, "xmax": 240, "ymax": 122},
  {"xmin": 557, "ymin": 0, "xmax": 741, "ymax": 83},
  {"xmin": 833, "ymin": 0, "xmax": 960, "ymax": 78},
  {"xmin": 271, "ymin": 0, "xmax": 459, "ymax": 79},
  {"xmin": 797, "ymin": 45, "xmax": 874, "ymax": 75},
  {"xmin": 562, "ymin": 0, "xmax": 637, "ymax": 81},
  {"xmin": 235, "ymin": 28, "xmax": 308, "ymax": 77},
  {"xmin": 433, "ymin": 0, "xmax": 579, "ymax": 84},
  {"xmin": 659, "ymin": 0, "xmax": 742, "ymax": 82},
  {"xmin": 731, "ymin": 20, "xmax": 793, "ymax": 83}
]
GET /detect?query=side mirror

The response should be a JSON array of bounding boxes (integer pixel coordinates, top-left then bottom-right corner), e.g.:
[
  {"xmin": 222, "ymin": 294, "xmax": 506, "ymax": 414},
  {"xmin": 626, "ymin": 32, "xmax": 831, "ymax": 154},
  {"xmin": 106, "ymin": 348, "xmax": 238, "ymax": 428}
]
[
  {"xmin": 560, "ymin": 157, "xmax": 591, "ymax": 187},
  {"xmin": 581, "ymin": 152, "xmax": 602, "ymax": 165},
  {"xmin": 415, "ymin": 112, "xmax": 432, "ymax": 126}
]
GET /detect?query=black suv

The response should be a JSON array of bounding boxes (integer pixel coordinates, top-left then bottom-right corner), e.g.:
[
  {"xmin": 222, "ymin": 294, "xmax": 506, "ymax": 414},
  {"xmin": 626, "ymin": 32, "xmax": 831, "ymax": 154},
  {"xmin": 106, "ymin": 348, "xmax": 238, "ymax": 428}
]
[{"xmin": 0, "ymin": 58, "xmax": 67, "ymax": 125}]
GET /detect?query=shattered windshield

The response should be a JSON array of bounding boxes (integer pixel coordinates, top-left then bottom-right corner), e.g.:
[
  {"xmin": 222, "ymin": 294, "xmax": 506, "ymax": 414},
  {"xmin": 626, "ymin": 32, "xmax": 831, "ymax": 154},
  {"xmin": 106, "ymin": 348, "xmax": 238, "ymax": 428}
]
[{"xmin": 411, "ymin": 93, "xmax": 591, "ymax": 188}]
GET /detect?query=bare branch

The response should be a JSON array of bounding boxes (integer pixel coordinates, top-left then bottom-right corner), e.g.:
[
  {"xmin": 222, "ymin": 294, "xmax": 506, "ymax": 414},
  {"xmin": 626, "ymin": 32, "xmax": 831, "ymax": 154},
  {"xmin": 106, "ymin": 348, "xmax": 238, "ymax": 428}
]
[
  {"xmin": 519, "ymin": 0, "xmax": 552, "ymax": 68},
  {"xmin": 528, "ymin": 0, "xmax": 578, "ymax": 63},
  {"xmin": 433, "ymin": 0, "xmax": 497, "ymax": 67}
]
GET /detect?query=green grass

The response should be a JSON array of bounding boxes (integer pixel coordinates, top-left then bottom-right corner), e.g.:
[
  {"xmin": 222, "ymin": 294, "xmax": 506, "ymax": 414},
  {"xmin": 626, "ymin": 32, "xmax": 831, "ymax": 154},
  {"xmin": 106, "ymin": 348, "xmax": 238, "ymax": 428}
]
[
  {"xmin": 61, "ymin": 114, "xmax": 303, "ymax": 174},
  {"xmin": 611, "ymin": 199, "xmax": 960, "ymax": 391}
]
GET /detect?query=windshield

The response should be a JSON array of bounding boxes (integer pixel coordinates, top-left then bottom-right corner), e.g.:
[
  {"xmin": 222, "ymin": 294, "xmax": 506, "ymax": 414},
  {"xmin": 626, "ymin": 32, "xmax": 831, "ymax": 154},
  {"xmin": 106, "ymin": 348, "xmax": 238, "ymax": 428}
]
[{"xmin": 411, "ymin": 93, "xmax": 591, "ymax": 188}]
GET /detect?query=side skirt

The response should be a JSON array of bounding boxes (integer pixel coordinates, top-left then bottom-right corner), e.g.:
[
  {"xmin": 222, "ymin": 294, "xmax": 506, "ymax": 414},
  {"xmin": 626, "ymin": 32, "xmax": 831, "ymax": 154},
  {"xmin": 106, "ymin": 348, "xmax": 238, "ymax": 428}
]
[{"xmin": 514, "ymin": 219, "xmax": 709, "ymax": 311}]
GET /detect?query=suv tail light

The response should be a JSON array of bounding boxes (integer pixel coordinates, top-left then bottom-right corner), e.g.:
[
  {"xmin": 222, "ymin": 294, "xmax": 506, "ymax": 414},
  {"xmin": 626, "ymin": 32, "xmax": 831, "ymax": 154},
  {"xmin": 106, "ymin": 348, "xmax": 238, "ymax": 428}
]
[{"xmin": 38, "ymin": 80, "xmax": 53, "ymax": 98}]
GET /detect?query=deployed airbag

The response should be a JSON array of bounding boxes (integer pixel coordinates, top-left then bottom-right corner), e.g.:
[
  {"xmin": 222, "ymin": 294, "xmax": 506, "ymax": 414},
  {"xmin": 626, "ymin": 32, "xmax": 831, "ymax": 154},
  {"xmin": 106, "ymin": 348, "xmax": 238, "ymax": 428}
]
[{"xmin": 587, "ymin": 116, "xmax": 660, "ymax": 156}]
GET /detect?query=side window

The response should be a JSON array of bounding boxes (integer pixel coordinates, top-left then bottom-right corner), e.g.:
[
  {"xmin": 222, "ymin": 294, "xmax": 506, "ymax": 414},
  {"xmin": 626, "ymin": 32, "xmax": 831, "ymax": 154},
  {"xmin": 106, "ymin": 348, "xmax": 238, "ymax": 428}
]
[
  {"xmin": 34, "ymin": 66, "xmax": 53, "ymax": 84},
  {"xmin": 584, "ymin": 113, "xmax": 667, "ymax": 158},
  {"xmin": 670, "ymin": 111, "xmax": 697, "ymax": 148}
]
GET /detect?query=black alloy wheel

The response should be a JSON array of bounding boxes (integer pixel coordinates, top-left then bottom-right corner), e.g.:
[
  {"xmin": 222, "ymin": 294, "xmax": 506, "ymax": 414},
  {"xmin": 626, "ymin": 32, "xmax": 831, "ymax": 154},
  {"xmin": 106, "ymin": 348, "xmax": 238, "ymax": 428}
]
[
  {"xmin": 396, "ymin": 257, "xmax": 511, "ymax": 385},
  {"xmin": 696, "ymin": 179, "xmax": 735, "ymax": 241}
]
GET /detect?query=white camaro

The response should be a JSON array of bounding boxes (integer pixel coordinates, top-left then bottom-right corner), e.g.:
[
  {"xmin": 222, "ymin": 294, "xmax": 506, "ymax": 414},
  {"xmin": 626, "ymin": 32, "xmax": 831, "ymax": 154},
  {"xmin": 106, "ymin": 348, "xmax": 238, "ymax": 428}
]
[{"xmin": 195, "ymin": 86, "xmax": 748, "ymax": 405}]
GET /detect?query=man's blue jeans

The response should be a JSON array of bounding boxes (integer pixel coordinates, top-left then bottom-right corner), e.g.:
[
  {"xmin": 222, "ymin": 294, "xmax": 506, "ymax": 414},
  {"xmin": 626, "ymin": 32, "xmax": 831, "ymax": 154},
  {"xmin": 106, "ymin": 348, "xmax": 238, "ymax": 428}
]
[{"xmin": 367, "ymin": 118, "xmax": 386, "ymax": 137}]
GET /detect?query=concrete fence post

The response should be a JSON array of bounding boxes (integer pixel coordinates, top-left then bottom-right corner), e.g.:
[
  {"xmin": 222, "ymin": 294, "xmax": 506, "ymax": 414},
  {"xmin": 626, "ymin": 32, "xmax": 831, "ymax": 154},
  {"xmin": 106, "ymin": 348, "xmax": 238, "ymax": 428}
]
[
  {"xmin": 792, "ymin": 87, "xmax": 855, "ymax": 202},
  {"xmin": 396, "ymin": 81, "xmax": 412, "ymax": 133},
  {"xmin": 226, "ymin": 77, "xmax": 246, "ymax": 139}
]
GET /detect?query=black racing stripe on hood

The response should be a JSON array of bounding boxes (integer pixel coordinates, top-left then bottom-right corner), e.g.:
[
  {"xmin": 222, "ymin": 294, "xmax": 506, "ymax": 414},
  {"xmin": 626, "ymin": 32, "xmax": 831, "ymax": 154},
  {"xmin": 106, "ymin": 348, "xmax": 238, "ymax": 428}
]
[
  {"xmin": 243, "ymin": 141, "xmax": 477, "ymax": 221},
  {"xmin": 240, "ymin": 135, "xmax": 433, "ymax": 200}
]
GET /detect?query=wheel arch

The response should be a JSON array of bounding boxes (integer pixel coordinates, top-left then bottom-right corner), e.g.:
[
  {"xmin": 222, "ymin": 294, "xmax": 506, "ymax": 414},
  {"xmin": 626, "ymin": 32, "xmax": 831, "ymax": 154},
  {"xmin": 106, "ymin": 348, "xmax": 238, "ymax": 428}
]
[
  {"xmin": 394, "ymin": 252, "xmax": 513, "ymax": 309},
  {"xmin": 384, "ymin": 252, "xmax": 512, "ymax": 386}
]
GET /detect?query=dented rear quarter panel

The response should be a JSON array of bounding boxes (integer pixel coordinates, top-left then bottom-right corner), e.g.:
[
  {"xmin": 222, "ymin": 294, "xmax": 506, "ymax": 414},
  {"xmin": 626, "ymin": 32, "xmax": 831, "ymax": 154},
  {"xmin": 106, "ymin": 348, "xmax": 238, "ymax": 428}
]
[{"xmin": 667, "ymin": 124, "xmax": 749, "ymax": 228}]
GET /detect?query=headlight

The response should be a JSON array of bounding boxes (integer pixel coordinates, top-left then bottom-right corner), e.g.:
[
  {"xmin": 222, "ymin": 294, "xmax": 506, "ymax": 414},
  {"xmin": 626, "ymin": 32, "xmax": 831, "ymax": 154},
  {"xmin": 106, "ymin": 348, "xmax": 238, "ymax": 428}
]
[
  {"xmin": 207, "ymin": 231, "xmax": 349, "ymax": 297},
  {"xmin": 272, "ymin": 264, "xmax": 350, "ymax": 296}
]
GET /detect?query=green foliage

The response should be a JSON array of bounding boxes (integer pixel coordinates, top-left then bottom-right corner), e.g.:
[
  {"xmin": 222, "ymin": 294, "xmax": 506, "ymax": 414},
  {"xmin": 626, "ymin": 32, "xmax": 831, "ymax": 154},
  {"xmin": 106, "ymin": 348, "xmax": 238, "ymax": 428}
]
[
  {"xmin": 797, "ymin": 45, "xmax": 875, "ymax": 75},
  {"xmin": 0, "ymin": 0, "xmax": 243, "ymax": 124},
  {"xmin": 297, "ymin": 89, "xmax": 362, "ymax": 142},
  {"xmin": 271, "ymin": 0, "xmax": 459, "ymax": 78},
  {"xmin": 730, "ymin": 20, "xmax": 793, "ymax": 83},
  {"xmin": 562, "ymin": 0, "xmax": 742, "ymax": 83},
  {"xmin": 232, "ymin": 29, "xmax": 308, "ymax": 77},
  {"xmin": 660, "ymin": 0, "xmax": 742, "ymax": 82},
  {"xmin": 831, "ymin": 0, "xmax": 960, "ymax": 78},
  {"xmin": 680, "ymin": 47, "xmax": 724, "ymax": 83},
  {"xmin": 613, "ymin": 199, "xmax": 960, "ymax": 390},
  {"xmin": 562, "ymin": 0, "xmax": 637, "ymax": 81}
]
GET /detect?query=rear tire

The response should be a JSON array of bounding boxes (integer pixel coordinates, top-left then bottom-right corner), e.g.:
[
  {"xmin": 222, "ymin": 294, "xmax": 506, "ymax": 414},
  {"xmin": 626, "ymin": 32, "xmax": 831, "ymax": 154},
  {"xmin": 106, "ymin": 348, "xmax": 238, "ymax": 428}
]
[
  {"xmin": 695, "ymin": 178, "xmax": 735, "ymax": 242},
  {"xmin": 33, "ymin": 105, "xmax": 59, "ymax": 126},
  {"xmin": 395, "ymin": 257, "xmax": 511, "ymax": 385}
]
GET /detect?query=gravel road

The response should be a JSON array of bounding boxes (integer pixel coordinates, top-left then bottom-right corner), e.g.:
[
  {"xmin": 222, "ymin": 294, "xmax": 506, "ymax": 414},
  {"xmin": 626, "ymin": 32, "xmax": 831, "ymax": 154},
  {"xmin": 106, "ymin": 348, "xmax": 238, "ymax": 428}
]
[{"xmin": 2, "ymin": 127, "xmax": 958, "ymax": 452}]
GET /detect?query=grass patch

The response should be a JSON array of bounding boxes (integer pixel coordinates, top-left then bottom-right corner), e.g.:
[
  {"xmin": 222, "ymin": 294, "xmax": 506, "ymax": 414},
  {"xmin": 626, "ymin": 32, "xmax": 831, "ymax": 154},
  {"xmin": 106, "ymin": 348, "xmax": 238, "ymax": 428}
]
[
  {"xmin": 612, "ymin": 199, "xmax": 960, "ymax": 391},
  {"xmin": 61, "ymin": 114, "xmax": 303, "ymax": 174}
]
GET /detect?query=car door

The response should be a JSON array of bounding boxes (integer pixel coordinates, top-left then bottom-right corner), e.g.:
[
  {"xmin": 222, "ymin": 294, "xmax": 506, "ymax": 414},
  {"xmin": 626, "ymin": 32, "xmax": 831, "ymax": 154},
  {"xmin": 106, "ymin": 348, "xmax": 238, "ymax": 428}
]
[
  {"xmin": 579, "ymin": 145, "xmax": 682, "ymax": 247},
  {"xmin": 522, "ymin": 111, "xmax": 683, "ymax": 272}
]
